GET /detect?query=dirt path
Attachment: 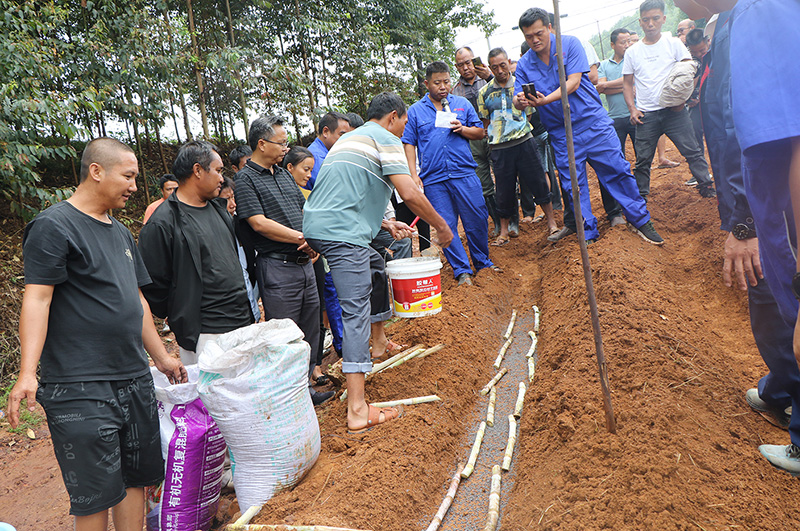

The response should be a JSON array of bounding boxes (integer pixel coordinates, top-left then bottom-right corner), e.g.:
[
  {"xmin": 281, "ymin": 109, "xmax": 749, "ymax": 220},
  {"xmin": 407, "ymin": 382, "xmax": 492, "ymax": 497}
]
[{"xmin": 3, "ymin": 151, "xmax": 799, "ymax": 530}]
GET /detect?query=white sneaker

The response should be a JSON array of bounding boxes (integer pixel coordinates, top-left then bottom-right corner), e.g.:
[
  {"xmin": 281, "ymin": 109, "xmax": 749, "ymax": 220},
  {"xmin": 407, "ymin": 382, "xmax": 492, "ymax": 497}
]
[{"xmin": 759, "ymin": 443, "xmax": 800, "ymax": 476}]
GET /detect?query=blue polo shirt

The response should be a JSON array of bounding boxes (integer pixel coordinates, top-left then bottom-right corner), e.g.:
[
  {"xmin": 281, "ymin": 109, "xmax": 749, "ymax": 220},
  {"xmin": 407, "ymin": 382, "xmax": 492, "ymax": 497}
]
[
  {"xmin": 401, "ymin": 93, "xmax": 482, "ymax": 186},
  {"xmin": 514, "ymin": 33, "xmax": 612, "ymax": 136},
  {"xmin": 306, "ymin": 137, "xmax": 328, "ymax": 190},
  {"xmin": 598, "ymin": 57, "xmax": 629, "ymax": 119},
  {"xmin": 731, "ymin": 0, "xmax": 800, "ymax": 155}
]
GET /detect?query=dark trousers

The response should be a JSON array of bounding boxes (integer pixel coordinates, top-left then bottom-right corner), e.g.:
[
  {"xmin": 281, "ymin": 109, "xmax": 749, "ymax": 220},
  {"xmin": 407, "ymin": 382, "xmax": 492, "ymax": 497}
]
[
  {"xmin": 688, "ymin": 104, "xmax": 705, "ymax": 157},
  {"xmin": 490, "ymin": 138, "xmax": 551, "ymax": 219},
  {"xmin": 633, "ymin": 108, "xmax": 713, "ymax": 197},
  {"xmin": 742, "ymin": 145, "xmax": 800, "ymax": 446},
  {"xmin": 395, "ymin": 200, "xmax": 430, "ymax": 251},
  {"xmin": 750, "ymin": 278, "xmax": 800, "ymax": 446},
  {"xmin": 257, "ymin": 255, "xmax": 320, "ymax": 379},
  {"xmin": 612, "ymin": 116, "xmax": 637, "ymax": 156}
]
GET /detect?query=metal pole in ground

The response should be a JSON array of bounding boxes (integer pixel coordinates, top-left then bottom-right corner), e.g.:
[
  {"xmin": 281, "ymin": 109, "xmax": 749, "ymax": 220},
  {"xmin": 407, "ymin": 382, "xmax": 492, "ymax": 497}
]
[{"xmin": 551, "ymin": 0, "xmax": 617, "ymax": 433}]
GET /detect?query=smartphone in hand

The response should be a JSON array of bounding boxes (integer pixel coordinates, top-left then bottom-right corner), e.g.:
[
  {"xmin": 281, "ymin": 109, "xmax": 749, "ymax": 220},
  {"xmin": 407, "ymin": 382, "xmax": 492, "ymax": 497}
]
[
  {"xmin": 522, "ymin": 83, "xmax": 537, "ymax": 100},
  {"xmin": 471, "ymin": 57, "xmax": 484, "ymax": 68}
]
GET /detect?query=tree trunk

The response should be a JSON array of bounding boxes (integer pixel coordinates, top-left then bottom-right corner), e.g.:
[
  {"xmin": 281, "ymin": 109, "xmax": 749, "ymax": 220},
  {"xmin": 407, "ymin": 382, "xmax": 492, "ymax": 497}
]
[
  {"xmin": 224, "ymin": 0, "xmax": 249, "ymax": 138},
  {"xmin": 154, "ymin": 120, "xmax": 169, "ymax": 174},
  {"xmin": 318, "ymin": 33, "xmax": 330, "ymax": 107},
  {"xmin": 186, "ymin": 0, "xmax": 210, "ymax": 138},
  {"xmin": 123, "ymin": 86, "xmax": 151, "ymax": 204},
  {"xmin": 169, "ymin": 94, "xmax": 182, "ymax": 143},
  {"xmin": 291, "ymin": 109, "xmax": 303, "ymax": 147},
  {"xmin": 163, "ymin": 10, "xmax": 193, "ymax": 140},
  {"xmin": 293, "ymin": 0, "xmax": 316, "ymax": 116}
]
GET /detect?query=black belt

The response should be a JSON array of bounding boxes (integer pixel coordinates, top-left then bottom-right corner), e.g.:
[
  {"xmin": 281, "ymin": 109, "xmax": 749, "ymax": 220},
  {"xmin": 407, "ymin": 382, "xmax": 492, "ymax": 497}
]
[{"xmin": 263, "ymin": 252, "xmax": 310, "ymax": 265}]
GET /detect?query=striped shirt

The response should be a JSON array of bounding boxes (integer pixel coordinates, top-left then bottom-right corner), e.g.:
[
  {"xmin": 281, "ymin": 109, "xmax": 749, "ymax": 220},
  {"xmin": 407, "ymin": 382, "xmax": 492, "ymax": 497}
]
[{"xmin": 303, "ymin": 121, "xmax": 410, "ymax": 247}]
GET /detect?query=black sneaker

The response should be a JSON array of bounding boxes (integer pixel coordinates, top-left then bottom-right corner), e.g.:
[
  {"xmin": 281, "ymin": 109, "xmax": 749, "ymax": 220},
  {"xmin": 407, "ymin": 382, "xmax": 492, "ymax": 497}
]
[
  {"xmin": 547, "ymin": 226, "xmax": 576, "ymax": 242},
  {"xmin": 630, "ymin": 221, "xmax": 664, "ymax": 245},
  {"xmin": 698, "ymin": 185, "xmax": 716, "ymax": 198},
  {"xmin": 685, "ymin": 177, "xmax": 698, "ymax": 186}
]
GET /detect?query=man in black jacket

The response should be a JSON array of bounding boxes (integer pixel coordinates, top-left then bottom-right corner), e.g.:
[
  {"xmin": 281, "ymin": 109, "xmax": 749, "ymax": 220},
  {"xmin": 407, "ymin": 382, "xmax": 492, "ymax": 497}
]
[{"xmin": 139, "ymin": 140, "xmax": 253, "ymax": 364}]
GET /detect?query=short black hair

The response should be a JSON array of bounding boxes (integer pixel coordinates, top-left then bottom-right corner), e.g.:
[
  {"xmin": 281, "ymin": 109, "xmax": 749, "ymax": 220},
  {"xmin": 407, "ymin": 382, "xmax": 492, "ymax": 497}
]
[
  {"xmin": 79, "ymin": 137, "xmax": 135, "ymax": 183},
  {"xmin": 610, "ymin": 28, "xmax": 631, "ymax": 44},
  {"xmin": 685, "ymin": 28, "xmax": 707, "ymax": 47},
  {"xmin": 283, "ymin": 146, "xmax": 314, "ymax": 169},
  {"xmin": 158, "ymin": 174, "xmax": 178, "ymax": 190},
  {"xmin": 248, "ymin": 115, "xmax": 284, "ymax": 151},
  {"xmin": 519, "ymin": 8, "xmax": 550, "ymax": 30},
  {"xmin": 318, "ymin": 112, "xmax": 349, "ymax": 136},
  {"xmin": 171, "ymin": 140, "xmax": 219, "ymax": 182},
  {"xmin": 640, "ymin": 0, "xmax": 665, "ymax": 14},
  {"xmin": 425, "ymin": 61, "xmax": 450, "ymax": 80},
  {"xmin": 229, "ymin": 144, "xmax": 252, "ymax": 168},
  {"xmin": 488, "ymin": 47, "xmax": 507, "ymax": 61},
  {"xmin": 521, "ymin": 41, "xmax": 530, "ymax": 56},
  {"xmin": 366, "ymin": 92, "xmax": 407, "ymax": 121},
  {"xmin": 346, "ymin": 112, "xmax": 365, "ymax": 128},
  {"xmin": 220, "ymin": 176, "xmax": 235, "ymax": 192}
]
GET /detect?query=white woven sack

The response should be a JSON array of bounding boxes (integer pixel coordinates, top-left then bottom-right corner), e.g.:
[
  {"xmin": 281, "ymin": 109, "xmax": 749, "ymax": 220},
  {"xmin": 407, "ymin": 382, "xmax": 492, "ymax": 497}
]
[
  {"xmin": 659, "ymin": 60, "xmax": 698, "ymax": 108},
  {"xmin": 197, "ymin": 319, "xmax": 320, "ymax": 510}
]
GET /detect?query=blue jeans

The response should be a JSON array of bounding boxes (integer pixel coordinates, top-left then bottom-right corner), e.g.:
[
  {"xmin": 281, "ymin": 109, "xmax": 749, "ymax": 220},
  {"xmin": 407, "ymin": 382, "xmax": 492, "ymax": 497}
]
[
  {"xmin": 424, "ymin": 175, "xmax": 493, "ymax": 277},
  {"xmin": 633, "ymin": 108, "xmax": 713, "ymax": 197},
  {"xmin": 550, "ymin": 123, "xmax": 650, "ymax": 241}
]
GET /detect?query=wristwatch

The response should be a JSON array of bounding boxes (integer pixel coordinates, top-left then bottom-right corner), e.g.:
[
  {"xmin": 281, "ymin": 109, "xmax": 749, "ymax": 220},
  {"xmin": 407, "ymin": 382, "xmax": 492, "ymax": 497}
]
[{"xmin": 732, "ymin": 219, "xmax": 756, "ymax": 240}]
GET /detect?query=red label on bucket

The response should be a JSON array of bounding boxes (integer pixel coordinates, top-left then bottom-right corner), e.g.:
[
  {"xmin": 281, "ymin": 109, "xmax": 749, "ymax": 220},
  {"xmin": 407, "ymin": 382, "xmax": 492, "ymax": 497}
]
[{"xmin": 391, "ymin": 275, "xmax": 442, "ymax": 315}]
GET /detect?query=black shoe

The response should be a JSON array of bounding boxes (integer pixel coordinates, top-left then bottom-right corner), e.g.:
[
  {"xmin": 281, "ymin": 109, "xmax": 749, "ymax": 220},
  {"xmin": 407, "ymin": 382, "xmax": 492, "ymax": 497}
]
[
  {"xmin": 630, "ymin": 221, "xmax": 664, "ymax": 245},
  {"xmin": 310, "ymin": 389, "xmax": 334, "ymax": 406},
  {"xmin": 456, "ymin": 273, "xmax": 473, "ymax": 286},
  {"xmin": 698, "ymin": 185, "xmax": 716, "ymax": 198},
  {"xmin": 547, "ymin": 226, "xmax": 576, "ymax": 242},
  {"xmin": 586, "ymin": 238, "xmax": 597, "ymax": 246},
  {"xmin": 685, "ymin": 177, "xmax": 698, "ymax": 186}
]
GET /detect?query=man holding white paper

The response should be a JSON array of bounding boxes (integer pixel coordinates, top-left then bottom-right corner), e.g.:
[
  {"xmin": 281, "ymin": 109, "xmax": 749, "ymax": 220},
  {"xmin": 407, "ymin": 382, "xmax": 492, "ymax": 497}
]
[{"xmin": 402, "ymin": 61, "xmax": 497, "ymax": 286}]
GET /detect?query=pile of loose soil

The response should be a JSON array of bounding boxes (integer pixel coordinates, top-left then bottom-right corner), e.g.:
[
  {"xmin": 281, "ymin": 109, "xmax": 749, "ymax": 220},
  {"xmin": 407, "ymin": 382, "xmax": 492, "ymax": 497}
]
[{"xmin": 3, "ymin": 146, "xmax": 799, "ymax": 530}]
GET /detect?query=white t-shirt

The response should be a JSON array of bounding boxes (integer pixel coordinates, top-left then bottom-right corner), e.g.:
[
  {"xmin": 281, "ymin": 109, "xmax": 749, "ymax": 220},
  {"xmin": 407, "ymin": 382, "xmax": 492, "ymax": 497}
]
[
  {"xmin": 581, "ymin": 39, "xmax": 600, "ymax": 67},
  {"xmin": 622, "ymin": 33, "xmax": 690, "ymax": 111}
]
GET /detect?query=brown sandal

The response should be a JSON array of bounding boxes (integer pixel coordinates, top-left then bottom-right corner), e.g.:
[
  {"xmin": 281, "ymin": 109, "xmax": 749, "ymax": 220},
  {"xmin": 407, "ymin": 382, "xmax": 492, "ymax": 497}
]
[{"xmin": 348, "ymin": 405, "xmax": 404, "ymax": 434}]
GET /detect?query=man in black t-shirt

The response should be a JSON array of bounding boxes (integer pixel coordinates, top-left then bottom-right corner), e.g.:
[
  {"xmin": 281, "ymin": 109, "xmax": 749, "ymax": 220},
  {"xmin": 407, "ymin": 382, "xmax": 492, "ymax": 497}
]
[
  {"xmin": 7, "ymin": 137, "xmax": 187, "ymax": 530},
  {"xmin": 139, "ymin": 141, "xmax": 254, "ymax": 365}
]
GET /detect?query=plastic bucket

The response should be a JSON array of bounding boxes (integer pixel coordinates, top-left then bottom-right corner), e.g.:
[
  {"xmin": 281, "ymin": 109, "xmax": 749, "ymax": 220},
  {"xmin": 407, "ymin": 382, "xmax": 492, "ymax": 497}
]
[{"xmin": 385, "ymin": 256, "xmax": 443, "ymax": 318}]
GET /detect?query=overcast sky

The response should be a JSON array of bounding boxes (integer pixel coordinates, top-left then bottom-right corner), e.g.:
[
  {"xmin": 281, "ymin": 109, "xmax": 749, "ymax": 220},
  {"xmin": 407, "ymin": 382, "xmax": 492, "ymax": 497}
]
[{"xmin": 457, "ymin": 0, "xmax": 643, "ymax": 61}]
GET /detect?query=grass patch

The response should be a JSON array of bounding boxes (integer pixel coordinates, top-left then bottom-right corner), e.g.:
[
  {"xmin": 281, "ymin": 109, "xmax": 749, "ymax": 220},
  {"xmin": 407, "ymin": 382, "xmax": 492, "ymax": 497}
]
[{"xmin": 0, "ymin": 382, "xmax": 45, "ymax": 435}]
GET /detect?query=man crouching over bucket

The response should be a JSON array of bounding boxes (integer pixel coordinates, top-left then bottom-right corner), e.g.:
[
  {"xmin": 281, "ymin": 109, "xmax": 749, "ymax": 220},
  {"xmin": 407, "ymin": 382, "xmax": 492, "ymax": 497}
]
[{"xmin": 303, "ymin": 91, "xmax": 453, "ymax": 433}]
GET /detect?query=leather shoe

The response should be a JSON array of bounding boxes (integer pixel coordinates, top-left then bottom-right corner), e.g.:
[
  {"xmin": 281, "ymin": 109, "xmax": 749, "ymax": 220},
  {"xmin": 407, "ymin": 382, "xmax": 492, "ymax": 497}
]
[
  {"xmin": 547, "ymin": 226, "xmax": 576, "ymax": 242},
  {"xmin": 310, "ymin": 389, "xmax": 334, "ymax": 406}
]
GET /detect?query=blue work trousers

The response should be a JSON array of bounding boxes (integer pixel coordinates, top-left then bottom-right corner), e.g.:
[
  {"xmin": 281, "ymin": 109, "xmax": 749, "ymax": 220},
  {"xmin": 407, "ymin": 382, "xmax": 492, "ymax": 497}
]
[
  {"xmin": 749, "ymin": 278, "xmax": 800, "ymax": 446},
  {"xmin": 424, "ymin": 174, "xmax": 493, "ymax": 277},
  {"xmin": 743, "ymin": 145, "xmax": 800, "ymax": 446},
  {"xmin": 550, "ymin": 123, "xmax": 650, "ymax": 241}
]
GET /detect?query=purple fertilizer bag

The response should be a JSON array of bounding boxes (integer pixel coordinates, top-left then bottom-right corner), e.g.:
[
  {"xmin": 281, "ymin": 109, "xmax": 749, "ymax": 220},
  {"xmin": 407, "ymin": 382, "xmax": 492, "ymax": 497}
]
[{"xmin": 146, "ymin": 366, "xmax": 226, "ymax": 531}]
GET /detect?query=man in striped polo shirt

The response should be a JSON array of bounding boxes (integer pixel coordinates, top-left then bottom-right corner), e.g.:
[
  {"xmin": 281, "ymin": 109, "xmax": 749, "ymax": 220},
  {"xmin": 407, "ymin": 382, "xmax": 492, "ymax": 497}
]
[{"xmin": 304, "ymin": 92, "xmax": 453, "ymax": 433}]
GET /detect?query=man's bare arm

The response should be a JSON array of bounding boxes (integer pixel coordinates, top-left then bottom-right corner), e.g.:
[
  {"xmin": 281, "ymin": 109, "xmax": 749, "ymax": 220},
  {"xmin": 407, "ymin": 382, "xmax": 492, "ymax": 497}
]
[
  {"xmin": 7, "ymin": 284, "xmax": 53, "ymax": 428},
  {"xmin": 140, "ymin": 291, "xmax": 187, "ymax": 384},
  {"xmin": 623, "ymin": 74, "xmax": 643, "ymax": 124},
  {"xmin": 246, "ymin": 215, "xmax": 316, "ymax": 256},
  {"xmin": 390, "ymin": 173, "xmax": 453, "ymax": 249}
]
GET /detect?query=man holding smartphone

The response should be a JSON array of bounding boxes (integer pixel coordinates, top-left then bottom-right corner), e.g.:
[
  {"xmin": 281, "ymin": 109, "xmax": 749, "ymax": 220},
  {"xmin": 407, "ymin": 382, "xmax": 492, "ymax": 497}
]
[{"xmin": 513, "ymin": 7, "xmax": 664, "ymax": 245}]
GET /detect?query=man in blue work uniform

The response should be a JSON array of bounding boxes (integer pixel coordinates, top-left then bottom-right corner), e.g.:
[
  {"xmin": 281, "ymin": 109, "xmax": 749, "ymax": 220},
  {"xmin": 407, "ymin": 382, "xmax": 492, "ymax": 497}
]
[
  {"xmin": 306, "ymin": 111, "xmax": 353, "ymax": 190},
  {"xmin": 676, "ymin": 0, "xmax": 800, "ymax": 476},
  {"xmin": 725, "ymin": 0, "xmax": 800, "ymax": 475},
  {"xmin": 513, "ymin": 7, "xmax": 664, "ymax": 245},
  {"xmin": 402, "ymin": 61, "xmax": 497, "ymax": 286}
]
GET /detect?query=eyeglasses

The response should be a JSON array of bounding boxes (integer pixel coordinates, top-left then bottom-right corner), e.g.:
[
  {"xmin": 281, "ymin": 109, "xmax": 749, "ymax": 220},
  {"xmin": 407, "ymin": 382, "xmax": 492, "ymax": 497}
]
[{"xmin": 262, "ymin": 138, "xmax": 289, "ymax": 148}]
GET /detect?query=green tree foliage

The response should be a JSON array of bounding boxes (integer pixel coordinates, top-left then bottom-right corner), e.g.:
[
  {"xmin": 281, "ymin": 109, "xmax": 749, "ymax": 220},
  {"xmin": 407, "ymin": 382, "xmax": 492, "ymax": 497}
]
[{"xmin": 0, "ymin": 0, "xmax": 495, "ymax": 219}]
